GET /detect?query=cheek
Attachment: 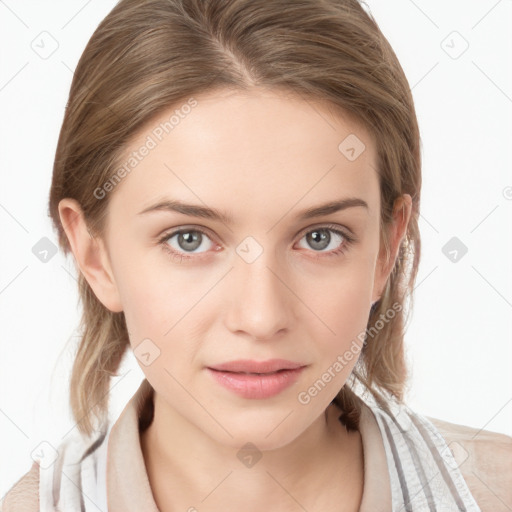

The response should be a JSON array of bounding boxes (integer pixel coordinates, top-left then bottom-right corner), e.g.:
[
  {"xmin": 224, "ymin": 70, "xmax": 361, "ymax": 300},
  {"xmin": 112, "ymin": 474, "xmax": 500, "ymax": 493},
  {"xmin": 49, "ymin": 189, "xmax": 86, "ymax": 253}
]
[
  {"xmin": 115, "ymin": 257, "xmax": 208, "ymax": 369},
  {"xmin": 295, "ymin": 266, "xmax": 377, "ymax": 405},
  {"xmin": 114, "ymin": 269, "xmax": 182, "ymax": 363},
  {"xmin": 295, "ymin": 269, "xmax": 373, "ymax": 410},
  {"xmin": 120, "ymin": 279, "xmax": 197, "ymax": 386},
  {"xmin": 112, "ymin": 244, "xmax": 183, "ymax": 328},
  {"xmin": 303, "ymin": 257, "xmax": 376, "ymax": 338}
]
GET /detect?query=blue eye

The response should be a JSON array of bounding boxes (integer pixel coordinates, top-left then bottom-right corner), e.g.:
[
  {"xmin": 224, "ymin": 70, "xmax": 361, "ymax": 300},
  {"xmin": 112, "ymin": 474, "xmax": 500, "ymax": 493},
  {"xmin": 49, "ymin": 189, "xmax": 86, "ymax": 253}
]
[
  {"xmin": 162, "ymin": 229, "xmax": 212, "ymax": 253},
  {"xmin": 296, "ymin": 225, "xmax": 353, "ymax": 258},
  {"xmin": 158, "ymin": 223, "xmax": 354, "ymax": 263},
  {"xmin": 158, "ymin": 228, "xmax": 215, "ymax": 262}
]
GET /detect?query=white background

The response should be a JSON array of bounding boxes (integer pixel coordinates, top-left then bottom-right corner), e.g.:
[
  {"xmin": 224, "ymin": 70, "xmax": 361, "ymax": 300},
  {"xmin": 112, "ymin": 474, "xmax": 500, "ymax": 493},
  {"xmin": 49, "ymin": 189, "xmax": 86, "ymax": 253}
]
[{"xmin": 1, "ymin": 0, "xmax": 511, "ymax": 498}]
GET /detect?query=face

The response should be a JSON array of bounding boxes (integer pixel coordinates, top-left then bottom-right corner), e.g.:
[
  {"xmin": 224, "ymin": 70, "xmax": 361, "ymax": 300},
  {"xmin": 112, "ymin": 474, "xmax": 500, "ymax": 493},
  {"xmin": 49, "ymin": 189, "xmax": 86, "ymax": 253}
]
[{"xmin": 64, "ymin": 87, "xmax": 402, "ymax": 450}]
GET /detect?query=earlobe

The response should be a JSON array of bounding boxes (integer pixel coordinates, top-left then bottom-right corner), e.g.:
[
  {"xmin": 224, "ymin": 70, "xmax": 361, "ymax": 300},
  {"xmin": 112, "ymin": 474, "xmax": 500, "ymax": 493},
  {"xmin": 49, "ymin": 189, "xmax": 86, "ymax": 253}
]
[
  {"xmin": 371, "ymin": 194, "xmax": 412, "ymax": 305},
  {"xmin": 58, "ymin": 198, "xmax": 123, "ymax": 313}
]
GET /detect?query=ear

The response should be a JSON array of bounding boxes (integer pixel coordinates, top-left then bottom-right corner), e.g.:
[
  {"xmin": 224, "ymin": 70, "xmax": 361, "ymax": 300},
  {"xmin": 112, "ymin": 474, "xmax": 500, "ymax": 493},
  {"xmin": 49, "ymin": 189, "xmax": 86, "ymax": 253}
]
[
  {"xmin": 58, "ymin": 198, "xmax": 123, "ymax": 313},
  {"xmin": 371, "ymin": 194, "xmax": 412, "ymax": 305}
]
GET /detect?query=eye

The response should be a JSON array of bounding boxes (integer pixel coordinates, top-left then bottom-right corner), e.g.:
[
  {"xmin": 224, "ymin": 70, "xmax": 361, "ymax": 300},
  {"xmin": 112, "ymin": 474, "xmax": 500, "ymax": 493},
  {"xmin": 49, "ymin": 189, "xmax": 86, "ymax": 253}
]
[
  {"xmin": 295, "ymin": 224, "xmax": 354, "ymax": 258},
  {"xmin": 158, "ymin": 227, "xmax": 216, "ymax": 261}
]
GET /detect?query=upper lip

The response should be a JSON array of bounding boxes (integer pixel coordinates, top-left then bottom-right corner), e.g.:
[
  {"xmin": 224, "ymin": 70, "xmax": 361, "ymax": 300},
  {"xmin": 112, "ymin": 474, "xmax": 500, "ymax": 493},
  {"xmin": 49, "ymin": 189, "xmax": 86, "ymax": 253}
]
[{"xmin": 208, "ymin": 359, "xmax": 306, "ymax": 374}]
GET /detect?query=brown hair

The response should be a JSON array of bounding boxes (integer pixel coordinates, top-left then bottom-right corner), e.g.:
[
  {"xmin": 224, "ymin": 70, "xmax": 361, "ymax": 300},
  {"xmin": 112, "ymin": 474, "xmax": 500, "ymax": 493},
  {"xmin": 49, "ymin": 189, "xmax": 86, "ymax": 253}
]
[{"xmin": 48, "ymin": 0, "xmax": 421, "ymax": 437}]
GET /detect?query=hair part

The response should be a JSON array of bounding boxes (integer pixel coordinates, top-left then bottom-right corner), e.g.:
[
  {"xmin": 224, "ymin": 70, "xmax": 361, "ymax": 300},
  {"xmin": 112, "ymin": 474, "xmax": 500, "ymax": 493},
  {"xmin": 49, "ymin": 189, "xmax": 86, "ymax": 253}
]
[{"xmin": 48, "ymin": 0, "xmax": 421, "ymax": 437}]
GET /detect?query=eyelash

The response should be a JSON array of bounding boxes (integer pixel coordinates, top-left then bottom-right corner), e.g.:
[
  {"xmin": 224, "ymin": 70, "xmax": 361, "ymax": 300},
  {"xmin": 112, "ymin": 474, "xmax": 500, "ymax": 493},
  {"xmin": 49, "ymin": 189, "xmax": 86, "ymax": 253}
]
[{"xmin": 157, "ymin": 223, "xmax": 355, "ymax": 263}]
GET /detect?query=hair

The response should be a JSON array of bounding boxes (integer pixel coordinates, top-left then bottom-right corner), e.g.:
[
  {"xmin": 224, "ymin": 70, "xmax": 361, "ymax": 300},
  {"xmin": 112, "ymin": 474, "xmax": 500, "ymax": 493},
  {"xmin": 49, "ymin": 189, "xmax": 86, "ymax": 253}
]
[{"xmin": 48, "ymin": 0, "xmax": 421, "ymax": 437}]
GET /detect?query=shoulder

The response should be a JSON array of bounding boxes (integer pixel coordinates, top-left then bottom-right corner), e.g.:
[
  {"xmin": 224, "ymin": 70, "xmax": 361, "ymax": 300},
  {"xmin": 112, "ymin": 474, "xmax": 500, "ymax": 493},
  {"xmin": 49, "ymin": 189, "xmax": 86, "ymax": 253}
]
[
  {"xmin": 428, "ymin": 416, "xmax": 512, "ymax": 512},
  {"xmin": 0, "ymin": 461, "xmax": 40, "ymax": 512}
]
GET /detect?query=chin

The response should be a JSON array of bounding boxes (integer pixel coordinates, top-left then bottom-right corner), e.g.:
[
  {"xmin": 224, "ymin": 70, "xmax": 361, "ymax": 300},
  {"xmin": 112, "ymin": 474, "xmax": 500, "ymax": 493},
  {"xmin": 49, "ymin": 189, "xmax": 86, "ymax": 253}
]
[
  {"xmin": 218, "ymin": 428, "xmax": 300, "ymax": 453},
  {"xmin": 209, "ymin": 409, "xmax": 309, "ymax": 451}
]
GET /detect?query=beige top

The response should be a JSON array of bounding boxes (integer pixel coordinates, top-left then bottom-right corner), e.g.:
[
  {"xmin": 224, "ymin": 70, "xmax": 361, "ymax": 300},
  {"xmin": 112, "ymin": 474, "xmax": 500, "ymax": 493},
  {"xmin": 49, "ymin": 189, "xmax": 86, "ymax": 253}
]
[{"xmin": 2, "ymin": 378, "xmax": 511, "ymax": 511}]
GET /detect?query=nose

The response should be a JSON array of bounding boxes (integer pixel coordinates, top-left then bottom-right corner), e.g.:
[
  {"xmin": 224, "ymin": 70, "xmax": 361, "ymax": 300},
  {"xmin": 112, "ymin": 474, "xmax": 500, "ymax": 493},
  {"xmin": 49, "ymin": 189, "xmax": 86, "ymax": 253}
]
[{"xmin": 224, "ymin": 244, "xmax": 293, "ymax": 341}]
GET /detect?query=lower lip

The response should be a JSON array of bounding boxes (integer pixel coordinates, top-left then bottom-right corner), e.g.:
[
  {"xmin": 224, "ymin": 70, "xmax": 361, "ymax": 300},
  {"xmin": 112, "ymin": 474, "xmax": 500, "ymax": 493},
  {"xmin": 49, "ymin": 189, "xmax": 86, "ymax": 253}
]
[{"xmin": 206, "ymin": 367, "xmax": 306, "ymax": 399}]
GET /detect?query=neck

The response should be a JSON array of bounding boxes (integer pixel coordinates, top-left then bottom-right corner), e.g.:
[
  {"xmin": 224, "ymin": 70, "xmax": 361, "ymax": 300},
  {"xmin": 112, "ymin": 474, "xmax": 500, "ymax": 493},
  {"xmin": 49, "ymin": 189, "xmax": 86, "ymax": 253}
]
[{"xmin": 140, "ymin": 391, "xmax": 364, "ymax": 512}]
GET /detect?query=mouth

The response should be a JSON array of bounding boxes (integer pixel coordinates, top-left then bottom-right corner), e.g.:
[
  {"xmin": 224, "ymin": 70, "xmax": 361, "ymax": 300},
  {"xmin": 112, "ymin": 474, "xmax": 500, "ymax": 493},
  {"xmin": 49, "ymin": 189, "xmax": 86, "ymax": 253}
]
[
  {"xmin": 205, "ymin": 361, "xmax": 307, "ymax": 399},
  {"xmin": 211, "ymin": 369, "xmax": 291, "ymax": 375},
  {"xmin": 207, "ymin": 358, "xmax": 306, "ymax": 374}
]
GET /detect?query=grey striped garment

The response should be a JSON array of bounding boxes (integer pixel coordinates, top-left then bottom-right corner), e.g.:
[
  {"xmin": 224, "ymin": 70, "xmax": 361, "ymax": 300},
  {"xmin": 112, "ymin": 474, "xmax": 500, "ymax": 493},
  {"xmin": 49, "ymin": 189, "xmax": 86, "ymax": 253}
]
[{"xmin": 353, "ymin": 381, "xmax": 482, "ymax": 511}]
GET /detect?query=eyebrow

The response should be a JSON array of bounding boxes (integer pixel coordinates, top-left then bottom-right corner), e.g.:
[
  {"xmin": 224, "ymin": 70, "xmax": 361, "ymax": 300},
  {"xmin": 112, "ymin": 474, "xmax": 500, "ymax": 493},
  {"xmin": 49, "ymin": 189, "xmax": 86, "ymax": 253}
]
[{"xmin": 137, "ymin": 197, "xmax": 368, "ymax": 224}]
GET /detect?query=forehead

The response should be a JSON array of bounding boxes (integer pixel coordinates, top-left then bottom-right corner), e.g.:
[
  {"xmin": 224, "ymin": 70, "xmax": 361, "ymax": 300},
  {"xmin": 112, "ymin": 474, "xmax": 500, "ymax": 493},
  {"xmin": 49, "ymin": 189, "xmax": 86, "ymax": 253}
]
[{"xmin": 108, "ymin": 87, "xmax": 379, "ymax": 222}]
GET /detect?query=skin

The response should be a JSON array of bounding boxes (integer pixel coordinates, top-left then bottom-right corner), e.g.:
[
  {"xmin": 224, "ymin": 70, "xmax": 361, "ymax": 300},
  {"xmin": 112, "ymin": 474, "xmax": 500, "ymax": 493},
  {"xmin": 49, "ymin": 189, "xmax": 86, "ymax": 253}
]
[{"xmin": 59, "ymin": 87, "xmax": 411, "ymax": 512}]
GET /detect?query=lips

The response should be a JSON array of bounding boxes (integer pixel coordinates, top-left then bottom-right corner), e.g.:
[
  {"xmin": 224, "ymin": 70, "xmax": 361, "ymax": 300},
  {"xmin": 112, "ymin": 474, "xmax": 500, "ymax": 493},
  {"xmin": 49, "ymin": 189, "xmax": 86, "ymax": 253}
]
[
  {"xmin": 207, "ymin": 358, "xmax": 305, "ymax": 374},
  {"xmin": 206, "ymin": 360, "xmax": 307, "ymax": 399}
]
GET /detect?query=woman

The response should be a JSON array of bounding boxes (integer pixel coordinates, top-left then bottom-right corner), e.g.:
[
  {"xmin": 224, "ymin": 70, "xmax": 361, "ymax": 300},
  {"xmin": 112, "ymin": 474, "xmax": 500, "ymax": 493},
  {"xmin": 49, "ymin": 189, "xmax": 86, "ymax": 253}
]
[{"xmin": 2, "ymin": 0, "xmax": 511, "ymax": 511}]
